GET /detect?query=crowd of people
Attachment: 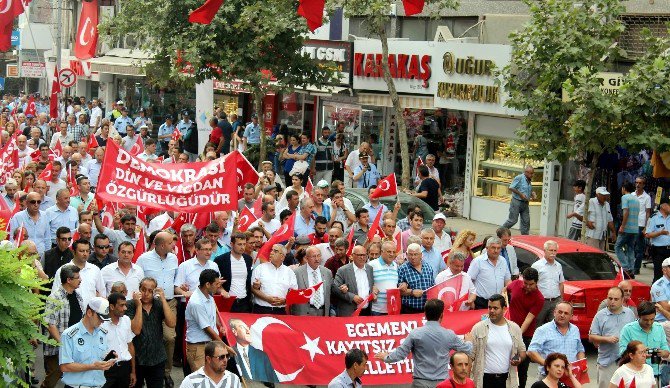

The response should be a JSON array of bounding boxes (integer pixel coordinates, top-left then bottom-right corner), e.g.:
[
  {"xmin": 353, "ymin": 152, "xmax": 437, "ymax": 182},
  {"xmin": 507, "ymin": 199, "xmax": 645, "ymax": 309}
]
[{"xmin": 0, "ymin": 91, "xmax": 666, "ymax": 388}]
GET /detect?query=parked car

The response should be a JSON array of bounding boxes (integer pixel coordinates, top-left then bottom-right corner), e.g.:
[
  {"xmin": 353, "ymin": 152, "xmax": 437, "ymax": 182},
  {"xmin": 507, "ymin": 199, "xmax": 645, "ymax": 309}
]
[
  {"xmin": 473, "ymin": 235, "xmax": 649, "ymax": 338},
  {"xmin": 344, "ymin": 188, "xmax": 437, "ymax": 228}
]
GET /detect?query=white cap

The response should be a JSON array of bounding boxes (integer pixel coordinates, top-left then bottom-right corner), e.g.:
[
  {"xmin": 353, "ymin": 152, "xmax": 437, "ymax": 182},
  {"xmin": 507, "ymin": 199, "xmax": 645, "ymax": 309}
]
[
  {"xmin": 595, "ymin": 187, "xmax": 610, "ymax": 196},
  {"xmin": 87, "ymin": 297, "xmax": 111, "ymax": 321},
  {"xmin": 139, "ymin": 124, "xmax": 148, "ymax": 130},
  {"xmin": 433, "ymin": 213, "xmax": 447, "ymax": 222},
  {"xmin": 316, "ymin": 180, "xmax": 329, "ymax": 188},
  {"xmin": 116, "ymin": 100, "xmax": 124, "ymax": 105},
  {"xmin": 663, "ymin": 257, "xmax": 670, "ymax": 268}
]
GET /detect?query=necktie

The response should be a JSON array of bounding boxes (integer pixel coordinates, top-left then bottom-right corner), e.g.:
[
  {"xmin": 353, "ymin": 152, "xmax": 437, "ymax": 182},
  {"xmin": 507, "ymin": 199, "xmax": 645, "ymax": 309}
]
[
  {"xmin": 243, "ymin": 347, "xmax": 251, "ymax": 373},
  {"xmin": 312, "ymin": 270, "xmax": 323, "ymax": 309}
]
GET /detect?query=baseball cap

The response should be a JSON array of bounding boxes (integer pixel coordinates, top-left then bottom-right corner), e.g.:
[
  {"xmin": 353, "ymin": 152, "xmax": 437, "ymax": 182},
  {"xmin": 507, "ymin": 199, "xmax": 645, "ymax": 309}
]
[
  {"xmin": 359, "ymin": 152, "xmax": 369, "ymax": 159},
  {"xmin": 316, "ymin": 180, "xmax": 329, "ymax": 189},
  {"xmin": 261, "ymin": 160, "xmax": 273, "ymax": 166},
  {"xmin": 295, "ymin": 235, "xmax": 311, "ymax": 245},
  {"xmin": 251, "ymin": 113, "xmax": 258, "ymax": 119},
  {"xmin": 433, "ymin": 213, "xmax": 447, "ymax": 222},
  {"xmin": 139, "ymin": 124, "xmax": 148, "ymax": 130},
  {"xmin": 663, "ymin": 258, "xmax": 670, "ymax": 268},
  {"xmin": 116, "ymin": 100, "xmax": 124, "ymax": 105},
  {"xmin": 595, "ymin": 187, "xmax": 609, "ymax": 196},
  {"xmin": 88, "ymin": 297, "xmax": 111, "ymax": 321}
]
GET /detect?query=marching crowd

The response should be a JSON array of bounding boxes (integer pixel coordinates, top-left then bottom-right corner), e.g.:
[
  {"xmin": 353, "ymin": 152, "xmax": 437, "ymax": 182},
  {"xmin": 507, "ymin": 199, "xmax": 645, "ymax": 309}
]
[{"xmin": 0, "ymin": 92, "xmax": 667, "ymax": 388}]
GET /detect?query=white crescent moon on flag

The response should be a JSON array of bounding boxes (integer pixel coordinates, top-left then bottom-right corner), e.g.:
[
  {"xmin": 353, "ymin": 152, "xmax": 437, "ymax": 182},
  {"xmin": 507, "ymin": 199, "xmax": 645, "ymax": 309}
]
[
  {"xmin": 250, "ymin": 317, "xmax": 305, "ymax": 382},
  {"xmin": 302, "ymin": 288, "xmax": 314, "ymax": 298},
  {"xmin": 390, "ymin": 295, "xmax": 396, "ymax": 307},
  {"xmin": 79, "ymin": 17, "xmax": 92, "ymax": 46},
  {"xmin": 239, "ymin": 215, "xmax": 249, "ymax": 227},
  {"xmin": 0, "ymin": 0, "xmax": 12, "ymax": 15},
  {"xmin": 237, "ymin": 168, "xmax": 244, "ymax": 182},
  {"xmin": 130, "ymin": 142, "xmax": 141, "ymax": 155},
  {"xmin": 379, "ymin": 180, "xmax": 390, "ymax": 191},
  {"xmin": 437, "ymin": 286, "xmax": 458, "ymax": 302}
]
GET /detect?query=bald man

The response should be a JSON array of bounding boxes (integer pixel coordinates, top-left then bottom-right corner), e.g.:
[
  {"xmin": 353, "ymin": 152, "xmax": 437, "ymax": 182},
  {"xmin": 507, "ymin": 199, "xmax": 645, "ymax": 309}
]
[{"xmin": 597, "ymin": 280, "xmax": 638, "ymax": 317}]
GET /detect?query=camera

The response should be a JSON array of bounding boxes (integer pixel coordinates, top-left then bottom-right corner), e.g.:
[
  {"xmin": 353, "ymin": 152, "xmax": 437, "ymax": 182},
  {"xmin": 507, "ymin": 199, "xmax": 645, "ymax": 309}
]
[{"xmin": 649, "ymin": 348, "xmax": 662, "ymax": 364}]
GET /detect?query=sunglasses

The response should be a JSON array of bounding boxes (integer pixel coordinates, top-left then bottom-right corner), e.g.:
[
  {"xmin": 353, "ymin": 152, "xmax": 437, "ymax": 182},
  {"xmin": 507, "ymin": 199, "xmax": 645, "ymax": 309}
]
[
  {"xmin": 59, "ymin": 237, "xmax": 73, "ymax": 241},
  {"xmin": 212, "ymin": 354, "xmax": 231, "ymax": 360},
  {"xmin": 95, "ymin": 245, "xmax": 111, "ymax": 249},
  {"xmin": 28, "ymin": 199, "xmax": 42, "ymax": 204}
]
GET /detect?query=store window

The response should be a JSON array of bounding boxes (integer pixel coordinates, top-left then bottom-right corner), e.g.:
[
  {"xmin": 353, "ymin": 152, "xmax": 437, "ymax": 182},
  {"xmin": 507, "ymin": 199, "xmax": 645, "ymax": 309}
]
[
  {"xmin": 321, "ymin": 101, "xmax": 361, "ymax": 147},
  {"xmin": 214, "ymin": 93, "xmax": 241, "ymax": 118},
  {"xmin": 279, "ymin": 93, "xmax": 305, "ymax": 131},
  {"xmin": 361, "ymin": 106, "xmax": 385, "ymax": 160},
  {"xmin": 473, "ymin": 137, "xmax": 543, "ymax": 205}
]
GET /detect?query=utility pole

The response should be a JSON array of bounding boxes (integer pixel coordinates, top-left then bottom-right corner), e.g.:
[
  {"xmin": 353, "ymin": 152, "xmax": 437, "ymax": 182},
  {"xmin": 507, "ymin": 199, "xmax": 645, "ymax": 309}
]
[{"xmin": 55, "ymin": 0, "xmax": 62, "ymax": 70}]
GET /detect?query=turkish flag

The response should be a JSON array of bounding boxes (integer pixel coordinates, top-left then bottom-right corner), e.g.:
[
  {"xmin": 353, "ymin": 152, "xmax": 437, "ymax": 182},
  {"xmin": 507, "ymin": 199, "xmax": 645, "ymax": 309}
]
[
  {"xmin": 257, "ymin": 212, "xmax": 295, "ymax": 261},
  {"xmin": 192, "ymin": 211, "xmax": 213, "ymax": 230},
  {"xmin": 426, "ymin": 273, "xmax": 467, "ymax": 313},
  {"xmin": 50, "ymin": 66, "xmax": 61, "ymax": 119},
  {"xmin": 559, "ymin": 358, "xmax": 590, "ymax": 386},
  {"xmin": 67, "ymin": 164, "xmax": 79, "ymax": 196},
  {"xmin": 286, "ymin": 282, "xmax": 322, "ymax": 308},
  {"xmin": 212, "ymin": 294, "xmax": 236, "ymax": 312},
  {"xmin": 38, "ymin": 162, "xmax": 53, "ymax": 181},
  {"xmin": 87, "ymin": 132, "xmax": 99, "ymax": 150},
  {"xmin": 0, "ymin": 20, "xmax": 11, "ymax": 52},
  {"xmin": 387, "ymin": 288, "xmax": 401, "ymax": 315},
  {"xmin": 188, "ymin": 0, "xmax": 224, "ymax": 24},
  {"xmin": 345, "ymin": 226, "xmax": 356, "ymax": 256},
  {"xmin": 352, "ymin": 293, "xmax": 375, "ymax": 317},
  {"xmin": 251, "ymin": 194, "xmax": 263, "ymax": 218},
  {"xmin": 128, "ymin": 136, "xmax": 144, "ymax": 156},
  {"xmin": 237, "ymin": 206, "xmax": 257, "ymax": 232},
  {"xmin": 305, "ymin": 177, "xmax": 313, "ymax": 197},
  {"xmin": 51, "ymin": 138, "xmax": 63, "ymax": 158},
  {"xmin": 367, "ymin": 210, "xmax": 385, "ymax": 241},
  {"xmin": 297, "ymin": 0, "xmax": 325, "ymax": 32},
  {"xmin": 171, "ymin": 129, "xmax": 181, "ymax": 142},
  {"xmin": 74, "ymin": 0, "xmax": 99, "ymax": 60},
  {"xmin": 174, "ymin": 235, "xmax": 185, "ymax": 264},
  {"xmin": 170, "ymin": 212, "xmax": 188, "ymax": 233},
  {"xmin": 25, "ymin": 95, "xmax": 36, "ymax": 116},
  {"xmin": 235, "ymin": 151, "xmax": 259, "ymax": 197},
  {"xmin": 0, "ymin": 0, "xmax": 30, "ymax": 52},
  {"xmin": 402, "ymin": 0, "xmax": 424, "ymax": 16},
  {"xmin": 370, "ymin": 173, "xmax": 398, "ymax": 199},
  {"xmin": 29, "ymin": 148, "xmax": 40, "ymax": 161},
  {"xmin": 415, "ymin": 155, "xmax": 424, "ymax": 176},
  {"xmin": 14, "ymin": 222, "xmax": 24, "ymax": 246},
  {"xmin": 132, "ymin": 228, "xmax": 146, "ymax": 263}
]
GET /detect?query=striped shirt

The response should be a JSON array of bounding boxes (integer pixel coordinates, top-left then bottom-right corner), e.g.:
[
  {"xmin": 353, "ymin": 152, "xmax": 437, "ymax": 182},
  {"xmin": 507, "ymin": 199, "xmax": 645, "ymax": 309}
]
[
  {"xmin": 180, "ymin": 367, "xmax": 242, "ymax": 388},
  {"xmin": 369, "ymin": 257, "xmax": 399, "ymax": 314},
  {"xmin": 397, "ymin": 261, "xmax": 434, "ymax": 310},
  {"xmin": 44, "ymin": 286, "xmax": 83, "ymax": 356}
]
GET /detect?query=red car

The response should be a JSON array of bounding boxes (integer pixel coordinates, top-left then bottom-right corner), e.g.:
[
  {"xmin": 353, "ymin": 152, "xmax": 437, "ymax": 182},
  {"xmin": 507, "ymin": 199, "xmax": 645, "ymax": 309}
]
[{"xmin": 475, "ymin": 235, "xmax": 649, "ymax": 338}]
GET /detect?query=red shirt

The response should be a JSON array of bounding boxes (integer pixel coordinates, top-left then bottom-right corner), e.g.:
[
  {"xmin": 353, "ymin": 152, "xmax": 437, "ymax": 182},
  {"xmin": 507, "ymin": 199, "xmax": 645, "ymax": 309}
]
[
  {"xmin": 507, "ymin": 279, "xmax": 544, "ymax": 337},
  {"xmin": 436, "ymin": 378, "xmax": 475, "ymax": 388},
  {"xmin": 209, "ymin": 127, "xmax": 223, "ymax": 148}
]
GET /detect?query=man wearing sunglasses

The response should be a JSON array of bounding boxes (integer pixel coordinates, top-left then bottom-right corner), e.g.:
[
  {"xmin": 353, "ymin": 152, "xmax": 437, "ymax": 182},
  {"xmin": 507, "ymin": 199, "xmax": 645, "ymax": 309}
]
[
  {"xmin": 88, "ymin": 234, "xmax": 118, "ymax": 270},
  {"xmin": 9, "ymin": 191, "xmax": 50, "ymax": 256},
  {"xmin": 181, "ymin": 341, "xmax": 241, "ymax": 388},
  {"xmin": 43, "ymin": 227, "xmax": 75, "ymax": 288}
]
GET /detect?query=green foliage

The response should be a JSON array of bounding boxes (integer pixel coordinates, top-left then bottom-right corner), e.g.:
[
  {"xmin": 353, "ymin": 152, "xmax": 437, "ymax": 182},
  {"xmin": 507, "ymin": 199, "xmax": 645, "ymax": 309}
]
[
  {"xmin": 503, "ymin": 0, "xmax": 626, "ymax": 163},
  {"xmin": 0, "ymin": 243, "xmax": 50, "ymax": 387}
]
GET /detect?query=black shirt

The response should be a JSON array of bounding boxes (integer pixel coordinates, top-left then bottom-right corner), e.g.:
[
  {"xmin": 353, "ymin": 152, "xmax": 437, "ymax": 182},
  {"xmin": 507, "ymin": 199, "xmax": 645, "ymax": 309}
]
[
  {"xmin": 44, "ymin": 247, "xmax": 74, "ymax": 289},
  {"xmin": 126, "ymin": 299, "xmax": 167, "ymax": 366},
  {"xmin": 530, "ymin": 381, "xmax": 568, "ymax": 388},
  {"xmin": 87, "ymin": 253, "xmax": 118, "ymax": 269},
  {"xmin": 217, "ymin": 119, "xmax": 233, "ymax": 155},
  {"xmin": 418, "ymin": 177, "xmax": 440, "ymax": 211},
  {"xmin": 67, "ymin": 291, "xmax": 83, "ymax": 327}
]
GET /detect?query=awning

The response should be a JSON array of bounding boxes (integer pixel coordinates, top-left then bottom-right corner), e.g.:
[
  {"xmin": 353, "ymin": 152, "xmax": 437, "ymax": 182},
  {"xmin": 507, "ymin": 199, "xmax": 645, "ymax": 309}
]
[
  {"xmin": 358, "ymin": 94, "xmax": 434, "ymax": 109},
  {"xmin": 88, "ymin": 49, "xmax": 152, "ymax": 76}
]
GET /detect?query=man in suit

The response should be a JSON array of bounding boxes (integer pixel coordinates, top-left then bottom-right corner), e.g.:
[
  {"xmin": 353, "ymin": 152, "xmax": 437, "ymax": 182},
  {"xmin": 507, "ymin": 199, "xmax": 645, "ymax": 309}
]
[
  {"xmin": 214, "ymin": 232, "xmax": 253, "ymax": 313},
  {"xmin": 229, "ymin": 318, "xmax": 279, "ymax": 383},
  {"xmin": 292, "ymin": 246, "xmax": 332, "ymax": 316},
  {"xmin": 332, "ymin": 245, "xmax": 375, "ymax": 316}
]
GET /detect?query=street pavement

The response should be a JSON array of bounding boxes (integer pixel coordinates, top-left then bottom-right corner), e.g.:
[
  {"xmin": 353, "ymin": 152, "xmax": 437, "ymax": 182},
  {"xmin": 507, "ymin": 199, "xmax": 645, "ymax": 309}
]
[{"xmin": 31, "ymin": 216, "xmax": 652, "ymax": 388}]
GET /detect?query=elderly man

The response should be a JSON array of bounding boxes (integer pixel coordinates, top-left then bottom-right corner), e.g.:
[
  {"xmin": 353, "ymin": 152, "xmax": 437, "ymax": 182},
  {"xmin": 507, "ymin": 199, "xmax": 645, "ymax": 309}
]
[
  {"xmin": 531, "ymin": 240, "xmax": 565, "ymax": 325},
  {"xmin": 333, "ymin": 245, "xmax": 374, "ymax": 316},
  {"xmin": 585, "ymin": 186, "xmax": 617, "ymax": 250},
  {"xmin": 589, "ymin": 287, "xmax": 636, "ymax": 388},
  {"xmin": 45, "ymin": 188, "xmax": 79, "ymax": 245},
  {"xmin": 398, "ymin": 243, "xmax": 435, "ymax": 314},
  {"xmin": 292, "ymin": 246, "xmax": 332, "ymax": 316},
  {"xmin": 3, "ymin": 178, "xmax": 17, "ymax": 208},
  {"xmin": 527, "ymin": 302, "xmax": 585, "ymax": 376},
  {"xmin": 294, "ymin": 196, "xmax": 316, "ymax": 236},
  {"xmin": 369, "ymin": 240, "xmax": 400, "ymax": 316},
  {"xmin": 317, "ymin": 227, "xmax": 343, "ymax": 265},
  {"xmin": 9, "ymin": 191, "xmax": 49, "ymax": 255},
  {"xmin": 229, "ymin": 318, "xmax": 278, "ymax": 383},
  {"xmin": 502, "ymin": 165, "xmax": 535, "ymax": 235},
  {"xmin": 421, "ymin": 228, "xmax": 446, "ymax": 280},
  {"xmin": 432, "ymin": 214, "xmax": 452, "ymax": 254},
  {"xmin": 251, "ymin": 244, "xmax": 298, "ymax": 314},
  {"xmin": 467, "ymin": 237, "xmax": 511, "ymax": 310},
  {"xmin": 435, "ymin": 251, "xmax": 476, "ymax": 310},
  {"xmin": 344, "ymin": 142, "xmax": 373, "ymax": 188}
]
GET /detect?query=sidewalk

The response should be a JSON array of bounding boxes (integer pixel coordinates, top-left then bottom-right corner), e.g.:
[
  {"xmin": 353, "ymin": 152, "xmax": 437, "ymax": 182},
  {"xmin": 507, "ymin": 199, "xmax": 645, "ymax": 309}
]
[{"xmin": 445, "ymin": 216, "xmax": 539, "ymax": 237}]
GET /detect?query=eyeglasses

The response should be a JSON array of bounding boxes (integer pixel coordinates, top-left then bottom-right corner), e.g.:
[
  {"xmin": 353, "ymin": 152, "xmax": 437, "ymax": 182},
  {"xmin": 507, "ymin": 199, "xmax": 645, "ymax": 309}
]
[
  {"xmin": 95, "ymin": 245, "xmax": 111, "ymax": 249},
  {"xmin": 59, "ymin": 237, "xmax": 73, "ymax": 241},
  {"xmin": 28, "ymin": 199, "xmax": 41, "ymax": 204},
  {"xmin": 211, "ymin": 354, "xmax": 231, "ymax": 360}
]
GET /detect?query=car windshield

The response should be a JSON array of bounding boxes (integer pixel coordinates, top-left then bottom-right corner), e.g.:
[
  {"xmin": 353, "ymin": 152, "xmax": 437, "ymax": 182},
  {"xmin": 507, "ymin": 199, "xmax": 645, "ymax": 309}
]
[{"xmin": 556, "ymin": 252, "xmax": 616, "ymax": 281}]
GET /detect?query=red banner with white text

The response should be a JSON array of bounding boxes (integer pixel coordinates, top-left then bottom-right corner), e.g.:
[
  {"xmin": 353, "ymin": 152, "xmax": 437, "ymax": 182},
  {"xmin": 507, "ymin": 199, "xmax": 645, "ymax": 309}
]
[
  {"xmin": 97, "ymin": 140, "xmax": 238, "ymax": 213},
  {"xmin": 220, "ymin": 311, "xmax": 484, "ymax": 385}
]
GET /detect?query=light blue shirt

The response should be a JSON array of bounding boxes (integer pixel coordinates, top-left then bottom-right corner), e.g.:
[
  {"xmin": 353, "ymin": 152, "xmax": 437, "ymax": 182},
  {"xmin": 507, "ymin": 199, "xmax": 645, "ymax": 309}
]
[
  {"xmin": 45, "ymin": 205, "xmax": 79, "ymax": 243},
  {"xmin": 59, "ymin": 321, "xmax": 108, "ymax": 387},
  {"xmin": 158, "ymin": 123, "xmax": 175, "ymax": 139},
  {"xmin": 619, "ymin": 321, "xmax": 670, "ymax": 375},
  {"xmin": 177, "ymin": 119, "xmax": 193, "ymax": 134},
  {"xmin": 651, "ymin": 276, "xmax": 670, "ymax": 322},
  {"xmin": 648, "ymin": 212, "xmax": 670, "ymax": 247},
  {"xmin": 70, "ymin": 193, "xmax": 94, "ymax": 211},
  {"xmin": 589, "ymin": 306, "xmax": 636, "ymax": 366},
  {"xmin": 621, "ymin": 193, "xmax": 640, "ymax": 234},
  {"xmin": 136, "ymin": 249, "xmax": 178, "ymax": 299},
  {"xmin": 422, "ymin": 247, "xmax": 446, "ymax": 280},
  {"xmin": 294, "ymin": 213, "xmax": 315, "ymax": 236},
  {"xmin": 9, "ymin": 209, "xmax": 50, "ymax": 255},
  {"xmin": 509, "ymin": 173, "xmax": 532, "ymax": 201},
  {"xmin": 212, "ymin": 243, "xmax": 230, "ymax": 261},
  {"xmin": 353, "ymin": 163, "xmax": 380, "ymax": 188},
  {"xmin": 185, "ymin": 287, "xmax": 217, "ymax": 343},
  {"xmin": 369, "ymin": 257, "xmax": 399, "ymax": 314},
  {"xmin": 39, "ymin": 196, "xmax": 55, "ymax": 211},
  {"xmin": 528, "ymin": 320, "xmax": 585, "ymax": 374},
  {"xmin": 114, "ymin": 116, "xmax": 134, "ymax": 135},
  {"xmin": 243, "ymin": 123, "xmax": 261, "ymax": 145},
  {"xmin": 86, "ymin": 159, "xmax": 102, "ymax": 188},
  {"xmin": 362, "ymin": 202, "xmax": 388, "ymax": 226},
  {"xmin": 466, "ymin": 253, "xmax": 511, "ymax": 299}
]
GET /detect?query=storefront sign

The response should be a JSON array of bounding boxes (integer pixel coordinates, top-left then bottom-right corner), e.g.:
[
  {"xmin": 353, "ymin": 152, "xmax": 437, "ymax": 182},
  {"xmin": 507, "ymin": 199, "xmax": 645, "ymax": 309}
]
[
  {"xmin": 20, "ymin": 61, "xmax": 46, "ymax": 78},
  {"xmin": 433, "ymin": 44, "xmax": 520, "ymax": 116},
  {"xmin": 213, "ymin": 80, "xmax": 249, "ymax": 93},
  {"xmin": 353, "ymin": 40, "xmax": 433, "ymax": 95},
  {"xmin": 6, "ymin": 65, "xmax": 18, "ymax": 78},
  {"xmin": 302, "ymin": 39, "xmax": 353, "ymax": 86},
  {"xmin": 561, "ymin": 72, "xmax": 623, "ymax": 101}
]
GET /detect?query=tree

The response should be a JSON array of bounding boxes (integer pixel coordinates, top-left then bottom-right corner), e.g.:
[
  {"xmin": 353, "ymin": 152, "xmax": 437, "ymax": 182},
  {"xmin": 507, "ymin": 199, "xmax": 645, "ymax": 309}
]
[
  {"xmin": 100, "ymin": 0, "xmax": 338, "ymax": 168},
  {"xmin": 0, "ymin": 243, "xmax": 50, "ymax": 387},
  {"xmin": 502, "ymin": 0, "xmax": 628, "ymax": 240},
  {"xmin": 326, "ymin": 0, "xmax": 459, "ymax": 188}
]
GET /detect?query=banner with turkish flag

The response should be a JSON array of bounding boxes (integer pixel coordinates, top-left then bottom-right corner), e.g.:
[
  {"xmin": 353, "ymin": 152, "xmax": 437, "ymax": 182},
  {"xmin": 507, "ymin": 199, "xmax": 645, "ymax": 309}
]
[
  {"xmin": 402, "ymin": 0, "xmax": 425, "ymax": 16},
  {"xmin": 386, "ymin": 288, "xmax": 401, "ymax": 315},
  {"xmin": 237, "ymin": 206, "xmax": 257, "ymax": 232},
  {"xmin": 369, "ymin": 173, "xmax": 398, "ymax": 199},
  {"xmin": 96, "ymin": 140, "xmax": 238, "ymax": 213},
  {"xmin": 285, "ymin": 282, "xmax": 322, "ymax": 308},
  {"xmin": 297, "ymin": 0, "xmax": 325, "ymax": 32},
  {"xmin": 220, "ymin": 310, "xmax": 484, "ymax": 385},
  {"xmin": 560, "ymin": 358, "xmax": 590, "ymax": 386},
  {"xmin": 50, "ymin": 66, "xmax": 61, "ymax": 119},
  {"xmin": 74, "ymin": 0, "xmax": 99, "ymax": 60},
  {"xmin": 426, "ymin": 274, "xmax": 468, "ymax": 313},
  {"xmin": 188, "ymin": 0, "xmax": 224, "ymax": 24},
  {"xmin": 257, "ymin": 212, "xmax": 295, "ymax": 261}
]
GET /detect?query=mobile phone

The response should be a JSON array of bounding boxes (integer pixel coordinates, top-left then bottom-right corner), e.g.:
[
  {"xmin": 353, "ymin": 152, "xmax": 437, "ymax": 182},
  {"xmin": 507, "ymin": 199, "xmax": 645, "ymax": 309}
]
[
  {"xmin": 103, "ymin": 350, "xmax": 117, "ymax": 361},
  {"xmin": 511, "ymin": 354, "xmax": 520, "ymax": 362}
]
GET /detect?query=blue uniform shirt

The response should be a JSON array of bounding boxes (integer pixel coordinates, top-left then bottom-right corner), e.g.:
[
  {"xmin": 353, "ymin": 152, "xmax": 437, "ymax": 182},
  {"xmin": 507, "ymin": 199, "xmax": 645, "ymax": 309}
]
[
  {"xmin": 59, "ymin": 321, "xmax": 108, "ymax": 387},
  {"xmin": 652, "ymin": 276, "xmax": 670, "ymax": 322},
  {"xmin": 648, "ymin": 212, "xmax": 670, "ymax": 247},
  {"xmin": 114, "ymin": 116, "xmax": 134, "ymax": 136},
  {"xmin": 243, "ymin": 123, "xmax": 261, "ymax": 145}
]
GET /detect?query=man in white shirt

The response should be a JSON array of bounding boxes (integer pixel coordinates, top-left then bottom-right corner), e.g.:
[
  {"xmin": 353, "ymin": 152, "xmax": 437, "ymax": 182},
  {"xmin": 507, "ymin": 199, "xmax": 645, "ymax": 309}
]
[
  {"xmin": 432, "ymin": 213, "xmax": 452, "ymax": 255},
  {"xmin": 531, "ymin": 240, "xmax": 565, "ymax": 326},
  {"xmin": 101, "ymin": 241, "xmax": 145, "ymax": 295},
  {"xmin": 634, "ymin": 176, "xmax": 652, "ymax": 275},
  {"xmin": 317, "ymin": 227, "xmax": 343, "ymax": 265},
  {"xmin": 89, "ymin": 99, "xmax": 102, "ymax": 128},
  {"xmin": 214, "ymin": 233, "xmax": 253, "ymax": 313},
  {"xmin": 176, "ymin": 238, "xmax": 220, "ymax": 295},
  {"xmin": 435, "ymin": 251, "xmax": 476, "ymax": 310},
  {"xmin": 566, "ymin": 180, "xmax": 586, "ymax": 241},
  {"xmin": 52, "ymin": 239, "xmax": 105, "ymax": 307},
  {"xmin": 585, "ymin": 187, "xmax": 616, "ymax": 250},
  {"xmin": 344, "ymin": 142, "xmax": 373, "ymax": 188},
  {"xmin": 249, "ymin": 202, "xmax": 280, "ymax": 240},
  {"xmin": 103, "ymin": 292, "xmax": 136, "ymax": 387},
  {"xmin": 16, "ymin": 134, "xmax": 34, "ymax": 168},
  {"xmin": 137, "ymin": 138, "xmax": 159, "ymax": 162},
  {"xmin": 251, "ymin": 244, "xmax": 297, "ymax": 314}
]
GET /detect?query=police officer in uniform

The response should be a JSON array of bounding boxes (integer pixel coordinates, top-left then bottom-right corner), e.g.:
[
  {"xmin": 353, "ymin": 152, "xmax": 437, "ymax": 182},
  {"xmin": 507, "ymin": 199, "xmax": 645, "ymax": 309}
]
[{"xmin": 59, "ymin": 296, "xmax": 116, "ymax": 388}]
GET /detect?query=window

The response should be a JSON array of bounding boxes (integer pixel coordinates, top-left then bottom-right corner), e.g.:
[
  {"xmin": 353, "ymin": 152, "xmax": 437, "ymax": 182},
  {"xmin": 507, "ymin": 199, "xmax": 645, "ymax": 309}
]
[{"xmin": 514, "ymin": 247, "xmax": 538, "ymax": 273}]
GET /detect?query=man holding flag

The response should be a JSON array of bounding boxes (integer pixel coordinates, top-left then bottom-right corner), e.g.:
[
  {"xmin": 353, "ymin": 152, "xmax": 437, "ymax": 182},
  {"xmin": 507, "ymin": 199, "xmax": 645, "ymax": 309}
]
[
  {"xmin": 332, "ymin": 245, "xmax": 374, "ymax": 317},
  {"xmin": 251, "ymin": 244, "xmax": 297, "ymax": 314},
  {"xmin": 291, "ymin": 246, "xmax": 332, "ymax": 316},
  {"xmin": 362, "ymin": 185, "xmax": 389, "ymax": 226},
  {"xmin": 434, "ymin": 251, "xmax": 476, "ymax": 311}
]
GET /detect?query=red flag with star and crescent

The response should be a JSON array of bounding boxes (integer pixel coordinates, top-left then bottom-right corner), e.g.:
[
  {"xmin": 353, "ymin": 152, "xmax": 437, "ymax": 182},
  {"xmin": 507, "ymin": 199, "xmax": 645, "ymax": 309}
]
[
  {"xmin": 73, "ymin": 0, "xmax": 98, "ymax": 60},
  {"xmin": 352, "ymin": 293, "xmax": 375, "ymax": 317},
  {"xmin": 128, "ymin": 136, "xmax": 144, "ymax": 156},
  {"xmin": 237, "ymin": 206, "xmax": 257, "ymax": 232},
  {"xmin": 285, "ymin": 282, "xmax": 322, "ymax": 309},
  {"xmin": 132, "ymin": 228, "xmax": 146, "ymax": 263},
  {"xmin": 235, "ymin": 151, "xmax": 259, "ymax": 198},
  {"xmin": 25, "ymin": 95, "xmax": 36, "ymax": 116},
  {"xmin": 387, "ymin": 288, "xmax": 401, "ymax": 315},
  {"xmin": 366, "ymin": 209, "xmax": 385, "ymax": 241},
  {"xmin": 38, "ymin": 162, "xmax": 53, "ymax": 181},
  {"xmin": 50, "ymin": 66, "xmax": 61, "ymax": 119},
  {"xmin": 257, "ymin": 212, "xmax": 295, "ymax": 261},
  {"xmin": 0, "ymin": 0, "xmax": 31, "ymax": 52},
  {"xmin": 426, "ymin": 274, "xmax": 467, "ymax": 314},
  {"xmin": 415, "ymin": 155, "xmax": 424, "ymax": 176},
  {"xmin": 369, "ymin": 173, "xmax": 398, "ymax": 199},
  {"xmin": 51, "ymin": 138, "xmax": 63, "ymax": 158},
  {"xmin": 87, "ymin": 132, "xmax": 99, "ymax": 151}
]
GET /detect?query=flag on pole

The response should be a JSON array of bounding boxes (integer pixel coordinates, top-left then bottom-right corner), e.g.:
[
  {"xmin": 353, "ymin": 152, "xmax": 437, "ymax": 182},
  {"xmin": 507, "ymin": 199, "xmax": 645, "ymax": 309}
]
[
  {"xmin": 426, "ymin": 274, "xmax": 468, "ymax": 313},
  {"xmin": 402, "ymin": 0, "xmax": 425, "ymax": 16},
  {"xmin": 257, "ymin": 212, "xmax": 295, "ymax": 261},
  {"xmin": 369, "ymin": 173, "xmax": 398, "ymax": 199},
  {"xmin": 297, "ymin": 0, "xmax": 325, "ymax": 31},
  {"xmin": 188, "ymin": 0, "xmax": 224, "ymax": 24},
  {"xmin": 50, "ymin": 66, "xmax": 61, "ymax": 119},
  {"xmin": 237, "ymin": 206, "xmax": 257, "ymax": 232},
  {"xmin": 366, "ymin": 210, "xmax": 385, "ymax": 241}
]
